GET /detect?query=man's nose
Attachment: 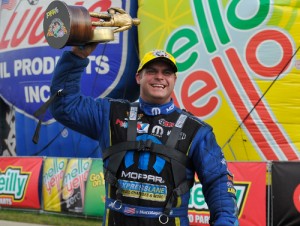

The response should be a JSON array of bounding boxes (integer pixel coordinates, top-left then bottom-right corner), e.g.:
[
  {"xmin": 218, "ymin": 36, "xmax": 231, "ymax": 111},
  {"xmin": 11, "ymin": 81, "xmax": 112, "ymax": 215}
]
[{"xmin": 154, "ymin": 71, "xmax": 164, "ymax": 78}]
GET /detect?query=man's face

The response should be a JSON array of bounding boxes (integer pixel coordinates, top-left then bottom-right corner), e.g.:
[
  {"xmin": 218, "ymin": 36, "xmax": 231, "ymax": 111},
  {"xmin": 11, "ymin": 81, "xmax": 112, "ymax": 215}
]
[{"xmin": 136, "ymin": 61, "xmax": 177, "ymax": 105}]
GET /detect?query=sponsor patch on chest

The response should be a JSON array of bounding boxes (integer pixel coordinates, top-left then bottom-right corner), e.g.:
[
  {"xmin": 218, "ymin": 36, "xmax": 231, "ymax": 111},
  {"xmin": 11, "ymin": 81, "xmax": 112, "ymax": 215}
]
[{"xmin": 118, "ymin": 179, "xmax": 167, "ymax": 202}]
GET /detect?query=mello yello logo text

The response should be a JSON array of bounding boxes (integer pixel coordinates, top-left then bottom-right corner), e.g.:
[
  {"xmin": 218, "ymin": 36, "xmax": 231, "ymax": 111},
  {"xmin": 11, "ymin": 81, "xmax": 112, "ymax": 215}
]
[
  {"xmin": 43, "ymin": 159, "xmax": 66, "ymax": 195},
  {"xmin": 62, "ymin": 159, "xmax": 91, "ymax": 199},
  {"xmin": 165, "ymin": 0, "xmax": 299, "ymax": 161}
]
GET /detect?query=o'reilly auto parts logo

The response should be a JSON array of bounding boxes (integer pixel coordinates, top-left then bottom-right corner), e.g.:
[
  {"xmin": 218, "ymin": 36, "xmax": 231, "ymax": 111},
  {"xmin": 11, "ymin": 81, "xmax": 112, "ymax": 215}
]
[
  {"xmin": 189, "ymin": 181, "xmax": 250, "ymax": 217},
  {"xmin": 0, "ymin": 167, "xmax": 30, "ymax": 203}
]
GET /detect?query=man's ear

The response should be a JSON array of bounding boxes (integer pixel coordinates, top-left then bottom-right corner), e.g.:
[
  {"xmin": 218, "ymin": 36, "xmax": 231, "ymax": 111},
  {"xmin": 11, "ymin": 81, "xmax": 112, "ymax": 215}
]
[{"xmin": 135, "ymin": 72, "xmax": 141, "ymax": 84}]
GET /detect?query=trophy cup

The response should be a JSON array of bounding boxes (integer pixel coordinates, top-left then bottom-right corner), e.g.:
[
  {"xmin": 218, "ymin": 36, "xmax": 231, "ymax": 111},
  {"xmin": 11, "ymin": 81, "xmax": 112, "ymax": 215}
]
[{"xmin": 43, "ymin": 1, "xmax": 140, "ymax": 49}]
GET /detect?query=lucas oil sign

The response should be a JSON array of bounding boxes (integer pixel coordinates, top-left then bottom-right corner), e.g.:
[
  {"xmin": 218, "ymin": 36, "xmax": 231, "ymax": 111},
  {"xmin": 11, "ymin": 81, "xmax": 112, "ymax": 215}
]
[{"xmin": 0, "ymin": 0, "xmax": 139, "ymax": 122}]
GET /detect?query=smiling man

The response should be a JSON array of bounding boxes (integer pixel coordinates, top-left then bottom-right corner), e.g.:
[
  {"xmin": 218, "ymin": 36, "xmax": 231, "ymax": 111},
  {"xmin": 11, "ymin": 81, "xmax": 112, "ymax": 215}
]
[
  {"xmin": 136, "ymin": 50, "xmax": 177, "ymax": 105},
  {"xmin": 50, "ymin": 45, "xmax": 239, "ymax": 226}
]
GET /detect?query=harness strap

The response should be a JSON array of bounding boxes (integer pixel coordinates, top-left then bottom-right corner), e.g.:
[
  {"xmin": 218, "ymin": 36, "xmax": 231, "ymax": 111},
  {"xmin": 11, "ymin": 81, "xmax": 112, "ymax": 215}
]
[
  {"xmin": 171, "ymin": 158, "xmax": 187, "ymax": 187},
  {"xmin": 127, "ymin": 102, "xmax": 138, "ymax": 141},
  {"xmin": 165, "ymin": 112, "xmax": 188, "ymax": 188},
  {"xmin": 104, "ymin": 168, "xmax": 118, "ymax": 187},
  {"xmin": 104, "ymin": 102, "xmax": 139, "ymax": 202},
  {"xmin": 163, "ymin": 179, "xmax": 194, "ymax": 216},
  {"xmin": 104, "ymin": 104, "xmax": 194, "ymax": 222},
  {"xmin": 104, "ymin": 168, "xmax": 124, "ymax": 202},
  {"xmin": 32, "ymin": 89, "xmax": 64, "ymax": 144},
  {"xmin": 161, "ymin": 112, "xmax": 191, "ymax": 219},
  {"xmin": 105, "ymin": 102, "xmax": 139, "ymax": 174},
  {"xmin": 165, "ymin": 114, "xmax": 187, "ymax": 147},
  {"xmin": 106, "ymin": 197, "xmax": 189, "ymax": 218},
  {"xmin": 106, "ymin": 151, "xmax": 127, "ymax": 175},
  {"xmin": 102, "ymin": 140, "xmax": 191, "ymax": 167}
]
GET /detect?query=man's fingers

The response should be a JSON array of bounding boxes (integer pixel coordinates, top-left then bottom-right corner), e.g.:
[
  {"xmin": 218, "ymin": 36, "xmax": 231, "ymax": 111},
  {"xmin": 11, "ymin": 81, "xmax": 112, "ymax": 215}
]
[{"xmin": 72, "ymin": 43, "xmax": 98, "ymax": 58}]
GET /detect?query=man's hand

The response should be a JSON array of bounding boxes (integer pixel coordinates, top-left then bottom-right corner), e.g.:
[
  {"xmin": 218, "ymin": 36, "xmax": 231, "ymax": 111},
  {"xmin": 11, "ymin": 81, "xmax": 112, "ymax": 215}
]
[{"xmin": 72, "ymin": 43, "xmax": 98, "ymax": 58}]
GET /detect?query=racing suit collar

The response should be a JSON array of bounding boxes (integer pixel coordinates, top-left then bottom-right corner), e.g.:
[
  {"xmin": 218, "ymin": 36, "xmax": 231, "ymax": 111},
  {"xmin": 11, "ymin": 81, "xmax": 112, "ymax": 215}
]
[{"xmin": 138, "ymin": 97, "xmax": 176, "ymax": 116}]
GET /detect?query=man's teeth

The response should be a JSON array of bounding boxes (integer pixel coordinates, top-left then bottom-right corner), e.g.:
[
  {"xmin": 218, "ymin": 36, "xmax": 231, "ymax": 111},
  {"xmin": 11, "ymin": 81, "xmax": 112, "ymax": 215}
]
[{"xmin": 152, "ymin": 84, "xmax": 165, "ymax": 88}]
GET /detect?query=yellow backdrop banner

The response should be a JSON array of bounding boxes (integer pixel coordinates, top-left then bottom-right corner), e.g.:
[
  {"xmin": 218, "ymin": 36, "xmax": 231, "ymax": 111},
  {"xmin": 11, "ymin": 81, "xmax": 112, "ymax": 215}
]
[{"xmin": 138, "ymin": 0, "xmax": 300, "ymax": 161}]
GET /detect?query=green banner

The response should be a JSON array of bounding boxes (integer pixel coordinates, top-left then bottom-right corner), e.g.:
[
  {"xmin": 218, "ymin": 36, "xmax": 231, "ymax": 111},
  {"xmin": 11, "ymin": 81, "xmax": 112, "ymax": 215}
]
[{"xmin": 83, "ymin": 159, "xmax": 106, "ymax": 216}]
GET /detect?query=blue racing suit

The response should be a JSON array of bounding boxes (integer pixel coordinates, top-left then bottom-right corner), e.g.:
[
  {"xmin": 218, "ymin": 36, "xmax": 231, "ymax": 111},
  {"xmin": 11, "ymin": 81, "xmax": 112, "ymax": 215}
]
[{"xmin": 50, "ymin": 51, "xmax": 239, "ymax": 226}]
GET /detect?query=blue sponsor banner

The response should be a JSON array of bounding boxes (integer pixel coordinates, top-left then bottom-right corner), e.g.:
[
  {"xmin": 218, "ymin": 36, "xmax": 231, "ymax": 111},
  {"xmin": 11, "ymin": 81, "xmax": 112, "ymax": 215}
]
[
  {"xmin": 15, "ymin": 111, "xmax": 101, "ymax": 157},
  {"xmin": 1, "ymin": 47, "xmax": 64, "ymax": 121},
  {"xmin": 0, "ymin": 0, "xmax": 139, "ymax": 156}
]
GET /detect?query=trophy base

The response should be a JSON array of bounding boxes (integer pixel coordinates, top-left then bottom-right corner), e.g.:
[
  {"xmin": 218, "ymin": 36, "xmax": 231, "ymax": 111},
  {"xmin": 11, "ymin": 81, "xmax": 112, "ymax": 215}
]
[
  {"xmin": 91, "ymin": 29, "xmax": 114, "ymax": 43},
  {"xmin": 43, "ymin": 1, "xmax": 115, "ymax": 49},
  {"xmin": 44, "ymin": 1, "xmax": 93, "ymax": 49}
]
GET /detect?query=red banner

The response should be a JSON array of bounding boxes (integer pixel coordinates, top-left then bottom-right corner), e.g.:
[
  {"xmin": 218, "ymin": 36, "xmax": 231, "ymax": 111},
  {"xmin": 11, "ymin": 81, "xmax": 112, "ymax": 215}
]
[
  {"xmin": 188, "ymin": 162, "xmax": 267, "ymax": 226},
  {"xmin": 0, "ymin": 157, "xmax": 43, "ymax": 209},
  {"xmin": 229, "ymin": 162, "xmax": 267, "ymax": 226}
]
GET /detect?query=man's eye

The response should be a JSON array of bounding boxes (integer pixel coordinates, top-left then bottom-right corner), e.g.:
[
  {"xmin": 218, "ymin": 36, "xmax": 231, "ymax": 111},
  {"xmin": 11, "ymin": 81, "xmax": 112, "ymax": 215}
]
[
  {"xmin": 164, "ymin": 71, "xmax": 173, "ymax": 76},
  {"xmin": 146, "ymin": 69, "xmax": 156, "ymax": 74}
]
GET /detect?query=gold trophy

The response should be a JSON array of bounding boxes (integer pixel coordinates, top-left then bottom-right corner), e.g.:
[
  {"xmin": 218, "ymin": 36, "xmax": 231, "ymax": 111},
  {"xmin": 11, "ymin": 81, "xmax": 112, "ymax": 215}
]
[{"xmin": 43, "ymin": 1, "xmax": 140, "ymax": 49}]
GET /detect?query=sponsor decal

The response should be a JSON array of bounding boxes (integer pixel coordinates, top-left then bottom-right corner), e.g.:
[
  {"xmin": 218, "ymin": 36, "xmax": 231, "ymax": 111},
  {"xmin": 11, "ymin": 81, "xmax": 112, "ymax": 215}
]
[
  {"xmin": 175, "ymin": 114, "xmax": 187, "ymax": 128},
  {"xmin": 121, "ymin": 171, "xmax": 164, "ymax": 183},
  {"xmin": 46, "ymin": 18, "xmax": 68, "ymax": 38},
  {"xmin": 158, "ymin": 119, "xmax": 175, "ymax": 127},
  {"xmin": 43, "ymin": 158, "xmax": 66, "ymax": 195},
  {"xmin": 129, "ymin": 106, "xmax": 138, "ymax": 120},
  {"xmin": 126, "ymin": 111, "xmax": 144, "ymax": 121},
  {"xmin": 115, "ymin": 118, "xmax": 149, "ymax": 133},
  {"xmin": 62, "ymin": 159, "xmax": 92, "ymax": 210},
  {"xmin": 151, "ymin": 107, "xmax": 161, "ymax": 115},
  {"xmin": 188, "ymin": 181, "xmax": 250, "ymax": 218},
  {"xmin": 118, "ymin": 179, "xmax": 167, "ymax": 202},
  {"xmin": 138, "ymin": 209, "xmax": 162, "ymax": 216},
  {"xmin": 188, "ymin": 213, "xmax": 210, "ymax": 224},
  {"xmin": 0, "ymin": 167, "xmax": 30, "ymax": 202},
  {"xmin": 45, "ymin": 5, "xmax": 59, "ymax": 19},
  {"xmin": 116, "ymin": 118, "xmax": 127, "ymax": 128},
  {"xmin": 152, "ymin": 50, "xmax": 171, "ymax": 59},
  {"xmin": 151, "ymin": 125, "xmax": 164, "ymax": 137},
  {"xmin": 166, "ymin": 103, "xmax": 174, "ymax": 112},
  {"xmin": 137, "ymin": 122, "xmax": 149, "ymax": 133}
]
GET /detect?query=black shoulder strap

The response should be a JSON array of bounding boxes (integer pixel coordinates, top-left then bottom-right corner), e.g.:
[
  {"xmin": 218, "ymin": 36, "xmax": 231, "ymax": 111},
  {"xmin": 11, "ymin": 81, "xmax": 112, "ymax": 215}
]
[
  {"xmin": 162, "ymin": 112, "xmax": 195, "ymax": 217},
  {"xmin": 106, "ymin": 102, "xmax": 139, "ymax": 175},
  {"xmin": 165, "ymin": 113, "xmax": 188, "ymax": 147},
  {"xmin": 165, "ymin": 113, "xmax": 189, "ymax": 187},
  {"xmin": 127, "ymin": 102, "xmax": 139, "ymax": 141},
  {"xmin": 32, "ymin": 89, "xmax": 64, "ymax": 144}
]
